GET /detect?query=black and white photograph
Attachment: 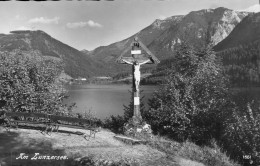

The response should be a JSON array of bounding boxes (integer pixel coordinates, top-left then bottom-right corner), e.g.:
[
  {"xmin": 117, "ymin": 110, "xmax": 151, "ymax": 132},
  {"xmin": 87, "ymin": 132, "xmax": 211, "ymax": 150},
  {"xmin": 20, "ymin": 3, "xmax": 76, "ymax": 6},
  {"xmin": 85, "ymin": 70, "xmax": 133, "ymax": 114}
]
[{"xmin": 0, "ymin": 0, "xmax": 259, "ymax": 165}]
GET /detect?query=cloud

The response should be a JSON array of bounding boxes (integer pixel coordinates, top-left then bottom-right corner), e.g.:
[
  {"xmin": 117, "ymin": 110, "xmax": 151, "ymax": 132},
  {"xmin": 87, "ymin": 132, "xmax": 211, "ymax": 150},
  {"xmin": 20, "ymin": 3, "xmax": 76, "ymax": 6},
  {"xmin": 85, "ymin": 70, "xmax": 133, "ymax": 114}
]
[
  {"xmin": 87, "ymin": 20, "xmax": 102, "ymax": 28},
  {"xmin": 66, "ymin": 20, "xmax": 102, "ymax": 29},
  {"xmin": 28, "ymin": 17, "xmax": 59, "ymax": 24},
  {"xmin": 16, "ymin": 26, "xmax": 33, "ymax": 30},
  {"xmin": 66, "ymin": 22, "xmax": 87, "ymax": 29},
  {"xmin": 15, "ymin": 15, "xmax": 26, "ymax": 21},
  {"xmin": 15, "ymin": 15, "xmax": 21, "ymax": 20}
]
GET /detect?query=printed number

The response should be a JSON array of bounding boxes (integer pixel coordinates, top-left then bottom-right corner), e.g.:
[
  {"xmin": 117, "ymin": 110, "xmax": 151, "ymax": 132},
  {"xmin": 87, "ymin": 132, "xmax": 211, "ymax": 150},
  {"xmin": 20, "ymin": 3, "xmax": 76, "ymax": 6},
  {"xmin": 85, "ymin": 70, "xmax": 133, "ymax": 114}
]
[{"xmin": 243, "ymin": 155, "xmax": 251, "ymax": 159}]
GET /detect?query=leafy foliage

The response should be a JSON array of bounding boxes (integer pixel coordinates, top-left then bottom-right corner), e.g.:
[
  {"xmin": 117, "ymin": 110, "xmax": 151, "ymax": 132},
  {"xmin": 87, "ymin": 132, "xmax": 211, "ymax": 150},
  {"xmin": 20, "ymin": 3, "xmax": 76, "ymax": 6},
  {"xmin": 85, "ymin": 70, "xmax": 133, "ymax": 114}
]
[
  {"xmin": 103, "ymin": 115, "xmax": 126, "ymax": 134},
  {"xmin": 143, "ymin": 43, "xmax": 229, "ymax": 144},
  {"xmin": 142, "ymin": 43, "xmax": 260, "ymax": 165},
  {"xmin": 0, "ymin": 50, "xmax": 67, "ymax": 114},
  {"xmin": 222, "ymin": 101, "xmax": 260, "ymax": 164}
]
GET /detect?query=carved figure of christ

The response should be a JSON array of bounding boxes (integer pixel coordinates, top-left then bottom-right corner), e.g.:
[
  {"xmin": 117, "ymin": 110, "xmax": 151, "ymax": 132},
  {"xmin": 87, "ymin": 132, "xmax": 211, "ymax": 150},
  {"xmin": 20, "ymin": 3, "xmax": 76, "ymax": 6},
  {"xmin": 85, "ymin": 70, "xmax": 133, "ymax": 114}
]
[{"xmin": 122, "ymin": 59, "xmax": 150, "ymax": 91}]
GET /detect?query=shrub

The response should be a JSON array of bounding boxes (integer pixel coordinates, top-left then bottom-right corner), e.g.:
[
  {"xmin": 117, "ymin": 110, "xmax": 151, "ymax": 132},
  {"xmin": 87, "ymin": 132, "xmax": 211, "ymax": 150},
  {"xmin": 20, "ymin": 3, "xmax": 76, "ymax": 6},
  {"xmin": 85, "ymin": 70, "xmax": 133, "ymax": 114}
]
[
  {"xmin": 222, "ymin": 101, "xmax": 260, "ymax": 165},
  {"xmin": 0, "ymin": 50, "xmax": 67, "ymax": 114},
  {"xmin": 143, "ymin": 44, "xmax": 229, "ymax": 144},
  {"xmin": 177, "ymin": 141, "xmax": 240, "ymax": 166}
]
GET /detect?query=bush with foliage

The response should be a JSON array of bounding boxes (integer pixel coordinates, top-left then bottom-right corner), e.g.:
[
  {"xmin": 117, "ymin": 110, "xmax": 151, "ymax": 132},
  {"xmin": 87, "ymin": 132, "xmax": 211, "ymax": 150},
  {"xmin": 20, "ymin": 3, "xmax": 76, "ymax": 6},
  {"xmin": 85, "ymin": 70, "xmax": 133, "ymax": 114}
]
[
  {"xmin": 143, "ymin": 43, "xmax": 229, "ymax": 144},
  {"xmin": 141, "ymin": 43, "xmax": 260, "ymax": 165},
  {"xmin": 0, "ymin": 50, "xmax": 67, "ymax": 114},
  {"xmin": 222, "ymin": 101, "xmax": 260, "ymax": 165}
]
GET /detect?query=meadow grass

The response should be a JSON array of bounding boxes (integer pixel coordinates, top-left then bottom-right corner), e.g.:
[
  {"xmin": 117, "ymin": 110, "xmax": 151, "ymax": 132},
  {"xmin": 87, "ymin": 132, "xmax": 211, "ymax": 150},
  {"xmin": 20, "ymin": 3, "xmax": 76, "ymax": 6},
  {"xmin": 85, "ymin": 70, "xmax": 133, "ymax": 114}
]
[{"xmin": 146, "ymin": 135, "xmax": 241, "ymax": 166}]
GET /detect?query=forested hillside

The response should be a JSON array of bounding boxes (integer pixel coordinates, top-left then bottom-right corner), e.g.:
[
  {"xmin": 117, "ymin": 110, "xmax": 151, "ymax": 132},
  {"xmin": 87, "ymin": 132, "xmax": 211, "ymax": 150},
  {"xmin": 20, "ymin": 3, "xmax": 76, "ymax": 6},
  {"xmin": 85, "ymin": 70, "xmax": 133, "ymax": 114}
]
[
  {"xmin": 217, "ymin": 40, "xmax": 260, "ymax": 87},
  {"xmin": 144, "ymin": 41, "xmax": 260, "ymax": 87},
  {"xmin": 0, "ymin": 30, "xmax": 106, "ymax": 78}
]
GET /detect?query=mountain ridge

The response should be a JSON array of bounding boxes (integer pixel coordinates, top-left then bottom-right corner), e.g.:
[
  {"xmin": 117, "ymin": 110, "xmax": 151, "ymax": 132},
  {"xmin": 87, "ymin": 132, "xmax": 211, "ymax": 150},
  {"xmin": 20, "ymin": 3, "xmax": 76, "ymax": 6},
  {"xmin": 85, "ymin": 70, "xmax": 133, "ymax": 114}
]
[
  {"xmin": 0, "ymin": 30, "xmax": 107, "ymax": 78},
  {"xmin": 88, "ymin": 7, "xmax": 248, "ymax": 68},
  {"xmin": 0, "ymin": 7, "xmax": 251, "ymax": 78}
]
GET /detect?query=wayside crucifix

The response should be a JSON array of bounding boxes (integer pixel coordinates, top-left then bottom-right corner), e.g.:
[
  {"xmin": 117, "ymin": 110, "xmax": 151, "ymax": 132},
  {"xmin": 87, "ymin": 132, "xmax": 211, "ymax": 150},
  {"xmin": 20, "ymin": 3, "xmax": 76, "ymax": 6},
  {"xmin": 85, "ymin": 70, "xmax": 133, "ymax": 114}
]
[{"xmin": 116, "ymin": 37, "xmax": 159, "ymax": 124}]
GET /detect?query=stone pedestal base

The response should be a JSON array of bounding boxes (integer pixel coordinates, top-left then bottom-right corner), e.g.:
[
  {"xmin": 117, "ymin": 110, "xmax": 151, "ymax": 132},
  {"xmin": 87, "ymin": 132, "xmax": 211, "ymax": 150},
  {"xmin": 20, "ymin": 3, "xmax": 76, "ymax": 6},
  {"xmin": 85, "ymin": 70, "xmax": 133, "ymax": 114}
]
[{"xmin": 123, "ymin": 117, "xmax": 152, "ymax": 139}]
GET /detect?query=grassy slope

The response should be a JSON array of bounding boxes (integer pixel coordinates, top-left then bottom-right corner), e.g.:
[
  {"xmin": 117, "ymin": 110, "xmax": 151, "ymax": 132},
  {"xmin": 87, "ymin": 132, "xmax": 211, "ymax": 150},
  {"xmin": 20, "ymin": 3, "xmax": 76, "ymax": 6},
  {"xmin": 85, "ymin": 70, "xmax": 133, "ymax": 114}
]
[{"xmin": 0, "ymin": 127, "xmax": 239, "ymax": 166}]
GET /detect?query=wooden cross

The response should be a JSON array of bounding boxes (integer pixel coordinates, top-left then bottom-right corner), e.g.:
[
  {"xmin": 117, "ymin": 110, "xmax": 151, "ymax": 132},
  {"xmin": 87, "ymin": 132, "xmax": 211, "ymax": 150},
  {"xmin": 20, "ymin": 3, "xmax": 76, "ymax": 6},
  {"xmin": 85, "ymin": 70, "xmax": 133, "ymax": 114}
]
[{"xmin": 116, "ymin": 37, "xmax": 159, "ymax": 123}]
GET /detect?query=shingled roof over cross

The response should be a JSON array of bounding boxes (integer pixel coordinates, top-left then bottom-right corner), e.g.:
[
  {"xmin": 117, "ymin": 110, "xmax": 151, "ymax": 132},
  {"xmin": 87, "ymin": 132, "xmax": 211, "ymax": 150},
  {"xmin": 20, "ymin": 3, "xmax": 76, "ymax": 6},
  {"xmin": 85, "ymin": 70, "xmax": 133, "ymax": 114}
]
[{"xmin": 116, "ymin": 37, "xmax": 160, "ymax": 64}]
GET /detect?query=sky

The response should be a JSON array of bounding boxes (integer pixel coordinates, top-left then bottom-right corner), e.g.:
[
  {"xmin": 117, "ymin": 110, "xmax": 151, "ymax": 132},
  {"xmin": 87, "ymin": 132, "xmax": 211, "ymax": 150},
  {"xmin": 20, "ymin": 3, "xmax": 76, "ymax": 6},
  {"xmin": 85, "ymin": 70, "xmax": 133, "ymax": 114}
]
[{"xmin": 0, "ymin": 0, "xmax": 258, "ymax": 51}]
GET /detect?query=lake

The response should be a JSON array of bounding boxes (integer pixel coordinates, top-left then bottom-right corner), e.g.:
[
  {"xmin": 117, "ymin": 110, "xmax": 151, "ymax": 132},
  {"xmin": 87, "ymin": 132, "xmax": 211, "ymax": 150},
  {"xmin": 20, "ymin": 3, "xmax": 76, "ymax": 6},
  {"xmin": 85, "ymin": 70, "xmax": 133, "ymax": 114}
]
[
  {"xmin": 64, "ymin": 85, "xmax": 260, "ymax": 120},
  {"xmin": 64, "ymin": 84, "xmax": 158, "ymax": 119}
]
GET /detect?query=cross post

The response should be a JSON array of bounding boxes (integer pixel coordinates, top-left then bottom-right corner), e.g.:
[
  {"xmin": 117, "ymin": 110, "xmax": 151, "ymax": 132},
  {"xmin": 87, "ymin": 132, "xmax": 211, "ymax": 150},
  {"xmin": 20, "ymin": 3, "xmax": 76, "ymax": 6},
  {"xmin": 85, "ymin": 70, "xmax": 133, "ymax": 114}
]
[{"xmin": 116, "ymin": 37, "xmax": 160, "ymax": 127}]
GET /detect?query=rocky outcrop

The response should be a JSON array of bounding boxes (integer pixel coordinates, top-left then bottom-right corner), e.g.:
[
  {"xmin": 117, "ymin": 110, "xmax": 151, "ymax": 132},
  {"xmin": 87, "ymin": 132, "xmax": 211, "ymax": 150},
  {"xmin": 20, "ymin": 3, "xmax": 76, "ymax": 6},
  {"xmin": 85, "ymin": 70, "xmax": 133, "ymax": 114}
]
[{"xmin": 149, "ymin": 7, "xmax": 249, "ymax": 58}]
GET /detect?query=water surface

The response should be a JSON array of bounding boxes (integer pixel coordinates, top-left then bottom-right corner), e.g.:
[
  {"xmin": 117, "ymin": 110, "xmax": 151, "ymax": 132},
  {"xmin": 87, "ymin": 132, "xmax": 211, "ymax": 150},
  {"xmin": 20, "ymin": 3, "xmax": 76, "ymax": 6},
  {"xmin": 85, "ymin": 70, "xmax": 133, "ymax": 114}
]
[
  {"xmin": 64, "ymin": 85, "xmax": 260, "ymax": 120},
  {"xmin": 64, "ymin": 84, "xmax": 158, "ymax": 119}
]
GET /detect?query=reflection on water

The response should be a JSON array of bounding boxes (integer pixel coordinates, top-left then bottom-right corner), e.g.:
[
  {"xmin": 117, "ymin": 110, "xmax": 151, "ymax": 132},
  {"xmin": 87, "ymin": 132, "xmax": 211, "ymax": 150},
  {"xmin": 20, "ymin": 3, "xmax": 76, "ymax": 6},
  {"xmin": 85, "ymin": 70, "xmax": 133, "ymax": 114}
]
[{"xmin": 63, "ymin": 84, "xmax": 158, "ymax": 120}]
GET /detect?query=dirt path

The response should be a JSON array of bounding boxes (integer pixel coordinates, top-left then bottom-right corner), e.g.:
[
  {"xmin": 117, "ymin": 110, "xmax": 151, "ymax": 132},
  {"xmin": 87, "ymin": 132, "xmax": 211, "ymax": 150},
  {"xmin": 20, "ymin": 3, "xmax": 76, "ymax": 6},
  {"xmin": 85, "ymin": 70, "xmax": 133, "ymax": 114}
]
[{"xmin": 0, "ymin": 127, "xmax": 205, "ymax": 166}]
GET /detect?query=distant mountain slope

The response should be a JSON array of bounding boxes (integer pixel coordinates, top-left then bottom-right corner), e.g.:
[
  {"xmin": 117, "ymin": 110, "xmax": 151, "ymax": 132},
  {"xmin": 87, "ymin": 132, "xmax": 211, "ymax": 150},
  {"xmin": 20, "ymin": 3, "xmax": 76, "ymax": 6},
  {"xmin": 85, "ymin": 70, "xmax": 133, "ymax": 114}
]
[
  {"xmin": 0, "ymin": 8, "xmax": 250, "ymax": 78},
  {"xmin": 81, "ymin": 49, "xmax": 90, "ymax": 54},
  {"xmin": 90, "ymin": 7, "xmax": 248, "ymax": 66},
  {"xmin": 214, "ymin": 13, "xmax": 260, "ymax": 87},
  {"xmin": 0, "ymin": 30, "xmax": 106, "ymax": 78},
  {"xmin": 149, "ymin": 7, "xmax": 248, "ymax": 58},
  {"xmin": 88, "ymin": 15, "xmax": 184, "ymax": 74},
  {"xmin": 214, "ymin": 12, "xmax": 260, "ymax": 51},
  {"xmin": 217, "ymin": 41, "xmax": 260, "ymax": 87}
]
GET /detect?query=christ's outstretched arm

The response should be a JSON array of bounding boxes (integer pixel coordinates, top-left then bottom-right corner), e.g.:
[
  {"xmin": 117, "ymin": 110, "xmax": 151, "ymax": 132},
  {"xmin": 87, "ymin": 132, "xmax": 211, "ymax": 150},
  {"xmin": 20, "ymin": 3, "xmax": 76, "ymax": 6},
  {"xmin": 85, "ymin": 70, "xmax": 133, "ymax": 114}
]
[
  {"xmin": 139, "ymin": 59, "xmax": 150, "ymax": 65},
  {"xmin": 122, "ymin": 59, "xmax": 133, "ymax": 65}
]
